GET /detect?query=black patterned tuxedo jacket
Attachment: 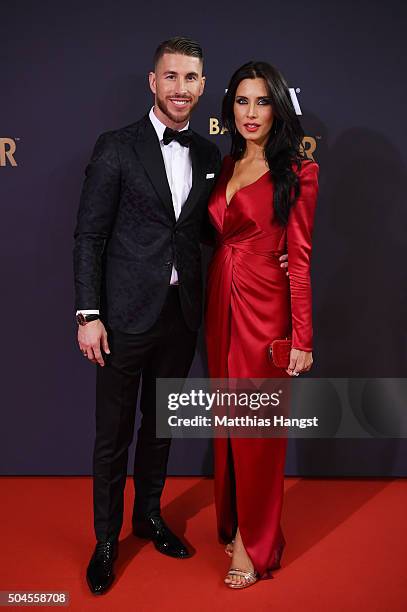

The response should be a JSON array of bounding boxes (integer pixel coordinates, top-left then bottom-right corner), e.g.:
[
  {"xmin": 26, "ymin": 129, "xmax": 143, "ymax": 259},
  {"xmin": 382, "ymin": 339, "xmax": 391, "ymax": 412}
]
[{"xmin": 73, "ymin": 114, "xmax": 221, "ymax": 333}]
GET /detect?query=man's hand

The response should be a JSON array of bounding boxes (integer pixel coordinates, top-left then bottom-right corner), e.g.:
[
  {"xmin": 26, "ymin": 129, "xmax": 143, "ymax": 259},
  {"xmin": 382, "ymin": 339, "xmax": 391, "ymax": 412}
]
[
  {"xmin": 78, "ymin": 319, "xmax": 110, "ymax": 366},
  {"xmin": 279, "ymin": 253, "xmax": 289, "ymax": 276},
  {"xmin": 286, "ymin": 348, "xmax": 313, "ymax": 376}
]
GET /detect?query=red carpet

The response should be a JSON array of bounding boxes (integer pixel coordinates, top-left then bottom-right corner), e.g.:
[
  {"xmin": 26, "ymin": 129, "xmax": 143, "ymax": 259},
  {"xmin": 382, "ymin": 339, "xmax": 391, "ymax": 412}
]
[{"xmin": 0, "ymin": 476, "xmax": 406, "ymax": 611}]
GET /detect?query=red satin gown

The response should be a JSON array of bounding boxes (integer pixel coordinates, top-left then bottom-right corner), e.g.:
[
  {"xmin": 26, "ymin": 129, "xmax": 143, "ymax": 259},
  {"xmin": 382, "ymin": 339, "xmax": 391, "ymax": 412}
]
[{"xmin": 205, "ymin": 155, "xmax": 319, "ymax": 578}]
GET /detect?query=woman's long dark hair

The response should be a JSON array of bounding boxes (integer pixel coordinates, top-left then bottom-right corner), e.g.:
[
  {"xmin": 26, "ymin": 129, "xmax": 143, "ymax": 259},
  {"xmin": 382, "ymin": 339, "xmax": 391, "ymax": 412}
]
[{"xmin": 222, "ymin": 61, "xmax": 305, "ymax": 225}]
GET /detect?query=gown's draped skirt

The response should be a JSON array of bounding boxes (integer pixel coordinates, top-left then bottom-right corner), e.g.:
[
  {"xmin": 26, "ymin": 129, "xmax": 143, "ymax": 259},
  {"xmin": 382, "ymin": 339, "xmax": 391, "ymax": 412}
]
[{"xmin": 206, "ymin": 241, "xmax": 288, "ymax": 579}]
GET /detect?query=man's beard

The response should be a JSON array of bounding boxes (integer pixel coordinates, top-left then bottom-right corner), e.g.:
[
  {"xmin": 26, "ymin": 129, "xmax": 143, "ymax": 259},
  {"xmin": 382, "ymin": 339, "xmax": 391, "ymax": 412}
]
[{"xmin": 156, "ymin": 93, "xmax": 197, "ymax": 124}]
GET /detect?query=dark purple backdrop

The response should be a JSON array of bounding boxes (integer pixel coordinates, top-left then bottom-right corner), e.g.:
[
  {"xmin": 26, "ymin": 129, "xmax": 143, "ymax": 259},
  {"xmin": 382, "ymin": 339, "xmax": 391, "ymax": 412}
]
[{"xmin": 1, "ymin": 0, "xmax": 406, "ymax": 476}]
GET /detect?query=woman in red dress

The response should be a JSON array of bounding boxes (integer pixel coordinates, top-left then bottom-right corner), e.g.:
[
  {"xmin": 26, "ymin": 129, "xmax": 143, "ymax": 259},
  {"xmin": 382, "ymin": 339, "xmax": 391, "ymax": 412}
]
[{"xmin": 205, "ymin": 61, "xmax": 319, "ymax": 589}]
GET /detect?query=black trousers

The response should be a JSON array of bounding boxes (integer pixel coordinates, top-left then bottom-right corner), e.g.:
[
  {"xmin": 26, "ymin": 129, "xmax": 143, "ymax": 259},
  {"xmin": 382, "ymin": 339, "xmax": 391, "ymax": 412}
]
[{"xmin": 93, "ymin": 286, "xmax": 197, "ymax": 542}]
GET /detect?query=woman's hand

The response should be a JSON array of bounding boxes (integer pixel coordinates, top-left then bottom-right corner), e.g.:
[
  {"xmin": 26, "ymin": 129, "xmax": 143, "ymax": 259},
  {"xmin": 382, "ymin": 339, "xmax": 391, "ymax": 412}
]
[
  {"xmin": 286, "ymin": 348, "xmax": 313, "ymax": 376},
  {"xmin": 279, "ymin": 253, "xmax": 289, "ymax": 276}
]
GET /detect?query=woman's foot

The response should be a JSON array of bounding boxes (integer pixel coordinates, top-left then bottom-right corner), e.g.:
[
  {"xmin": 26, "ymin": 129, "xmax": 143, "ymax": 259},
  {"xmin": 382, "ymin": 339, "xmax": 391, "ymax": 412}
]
[
  {"xmin": 225, "ymin": 540, "xmax": 234, "ymax": 557},
  {"xmin": 224, "ymin": 528, "xmax": 258, "ymax": 588}
]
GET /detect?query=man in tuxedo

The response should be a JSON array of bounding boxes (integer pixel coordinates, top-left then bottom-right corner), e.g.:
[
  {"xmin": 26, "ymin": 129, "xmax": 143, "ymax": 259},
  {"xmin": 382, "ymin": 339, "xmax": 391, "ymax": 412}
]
[{"xmin": 73, "ymin": 37, "xmax": 221, "ymax": 595}]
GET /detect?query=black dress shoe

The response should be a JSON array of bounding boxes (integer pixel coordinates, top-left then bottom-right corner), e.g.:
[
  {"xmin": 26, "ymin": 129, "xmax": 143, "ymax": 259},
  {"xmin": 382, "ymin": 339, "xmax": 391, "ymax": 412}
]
[
  {"xmin": 133, "ymin": 516, "xmax": 190, "ymax": 559},
  {"xmin": 86, "ymin": 540, "xmax": 118, "ymax": 595}
]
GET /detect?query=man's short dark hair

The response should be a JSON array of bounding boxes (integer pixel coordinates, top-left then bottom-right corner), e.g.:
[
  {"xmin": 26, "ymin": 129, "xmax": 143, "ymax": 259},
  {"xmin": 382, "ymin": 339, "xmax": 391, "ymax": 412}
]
[{"xmin": 153, "ymin": 36, "xmax": 203, "ymax": 68}]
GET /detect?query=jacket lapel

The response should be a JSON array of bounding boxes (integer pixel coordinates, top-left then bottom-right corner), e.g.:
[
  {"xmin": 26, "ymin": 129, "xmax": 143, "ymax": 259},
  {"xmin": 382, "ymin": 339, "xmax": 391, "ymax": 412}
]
[
  {"xmin": 133, "ymin": 117, "xmax": 207, "ymax": 224},
  {"xmin": 177, "ymin": 137, "xmax": 207, "ymax": 224},
  {"xmin": 133, "ymin": 116, "xmax": 175, "ymax": 221}
]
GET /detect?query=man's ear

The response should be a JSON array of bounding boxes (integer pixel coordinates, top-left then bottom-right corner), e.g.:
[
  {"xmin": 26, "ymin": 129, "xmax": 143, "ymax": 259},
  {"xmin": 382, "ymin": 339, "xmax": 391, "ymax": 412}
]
[
  {"xmin": 149, "ymin": 71, "xmax": 156, "ymax": 95},
  {"xmin": 199, "ymin": 75, "xmax": 206, "ymax": 97}
]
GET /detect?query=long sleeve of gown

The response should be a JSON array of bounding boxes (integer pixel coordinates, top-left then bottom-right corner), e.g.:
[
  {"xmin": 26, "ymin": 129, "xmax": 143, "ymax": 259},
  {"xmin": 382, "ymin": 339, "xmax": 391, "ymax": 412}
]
[{"xmin": 287, "ymin": 160, "xmax": 319, "ymax": 351}]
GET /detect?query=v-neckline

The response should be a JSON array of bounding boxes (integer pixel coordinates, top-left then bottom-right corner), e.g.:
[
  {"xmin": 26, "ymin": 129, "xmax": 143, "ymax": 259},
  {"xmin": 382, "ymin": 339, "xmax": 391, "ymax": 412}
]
[{"xmin": 225, "ymin": 159, "xmax": 270, "ymax": 207}]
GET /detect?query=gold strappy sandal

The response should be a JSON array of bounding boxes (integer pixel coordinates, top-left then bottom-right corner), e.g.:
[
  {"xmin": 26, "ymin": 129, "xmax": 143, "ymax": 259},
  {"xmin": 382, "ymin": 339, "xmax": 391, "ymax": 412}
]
[{"xmin": 225, "ymin": 568, "xmax": 259, "ymax": 589}]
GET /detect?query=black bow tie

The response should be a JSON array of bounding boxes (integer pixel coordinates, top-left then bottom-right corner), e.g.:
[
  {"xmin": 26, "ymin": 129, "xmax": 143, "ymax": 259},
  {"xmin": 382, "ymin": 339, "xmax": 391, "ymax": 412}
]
[{"xmin": 163, "ymin": 127, "xmax": 193, "ymax": 147}]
